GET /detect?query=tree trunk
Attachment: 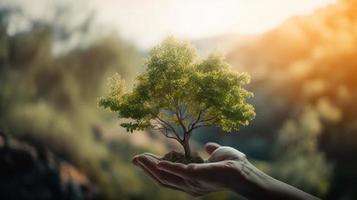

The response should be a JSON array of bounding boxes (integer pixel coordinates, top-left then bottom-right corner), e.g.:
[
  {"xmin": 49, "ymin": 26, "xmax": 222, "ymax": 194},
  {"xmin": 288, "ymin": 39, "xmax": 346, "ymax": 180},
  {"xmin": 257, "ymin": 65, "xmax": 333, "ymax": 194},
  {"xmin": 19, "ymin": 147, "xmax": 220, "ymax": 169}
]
[{"xmin": 182, "ymin": 132, "xmax": 191, "ymax": 158}]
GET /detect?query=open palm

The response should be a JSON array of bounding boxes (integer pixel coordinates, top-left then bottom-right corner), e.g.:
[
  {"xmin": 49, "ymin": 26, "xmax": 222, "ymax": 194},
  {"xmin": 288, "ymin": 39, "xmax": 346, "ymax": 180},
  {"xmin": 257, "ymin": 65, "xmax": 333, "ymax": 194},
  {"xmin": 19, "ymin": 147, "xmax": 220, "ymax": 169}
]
[{"xmin": 132, "ymin": 143, "xmax": 250, "ymax": 197}]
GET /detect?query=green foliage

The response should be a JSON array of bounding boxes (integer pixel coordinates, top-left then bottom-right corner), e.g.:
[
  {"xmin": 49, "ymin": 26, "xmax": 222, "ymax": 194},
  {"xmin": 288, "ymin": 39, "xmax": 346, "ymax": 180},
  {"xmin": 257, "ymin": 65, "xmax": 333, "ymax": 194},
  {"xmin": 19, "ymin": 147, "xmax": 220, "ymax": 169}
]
[
  {"xmin": 100, "ymin": 38, "xmax": 255, "ymax": 137},
  {"xmin": 225, "ymin": 1, "xmax": 357, "ymax": 198},
  {"xmin": 0, "ymin": 5, "xmax": 143, "ymax": 199},
  {"xmin": 0, "ymin": 5, "xmax": 236, "ymax": 199}
]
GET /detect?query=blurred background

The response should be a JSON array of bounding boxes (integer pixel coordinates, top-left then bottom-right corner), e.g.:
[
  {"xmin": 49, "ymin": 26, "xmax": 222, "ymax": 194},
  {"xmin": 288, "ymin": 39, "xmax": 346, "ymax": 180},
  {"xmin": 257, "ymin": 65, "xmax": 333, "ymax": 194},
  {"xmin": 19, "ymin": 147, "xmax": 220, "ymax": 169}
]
[{"xmin": 0, "ymin": 0, "xmax": 356, "ymax": 199}]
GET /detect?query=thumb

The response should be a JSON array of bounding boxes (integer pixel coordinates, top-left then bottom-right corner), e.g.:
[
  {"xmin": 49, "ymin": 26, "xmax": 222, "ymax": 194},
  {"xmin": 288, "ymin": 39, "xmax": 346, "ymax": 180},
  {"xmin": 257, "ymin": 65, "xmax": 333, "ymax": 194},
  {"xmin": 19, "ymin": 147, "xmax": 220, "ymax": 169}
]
[{"xmin": 205, "ymin": 142, "xmax": 220, "ymax": 155}]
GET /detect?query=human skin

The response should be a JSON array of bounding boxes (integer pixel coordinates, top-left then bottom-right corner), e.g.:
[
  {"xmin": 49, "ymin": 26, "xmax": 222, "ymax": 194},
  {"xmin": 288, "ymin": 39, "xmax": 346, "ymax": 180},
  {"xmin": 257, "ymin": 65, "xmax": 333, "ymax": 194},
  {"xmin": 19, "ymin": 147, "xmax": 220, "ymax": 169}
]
[{"xmin": 132, "ymin": 143, "xmax": 320, "ymax": 200}]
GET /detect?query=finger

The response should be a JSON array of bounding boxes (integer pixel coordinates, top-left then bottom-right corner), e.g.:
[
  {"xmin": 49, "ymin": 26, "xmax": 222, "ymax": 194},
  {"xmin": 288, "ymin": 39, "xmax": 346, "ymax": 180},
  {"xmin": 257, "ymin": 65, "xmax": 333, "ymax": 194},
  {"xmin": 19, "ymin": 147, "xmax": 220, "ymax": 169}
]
[
  {"xmin": 205, "ymin": 142, "xmax": 221, "ymax": 155},
  {"xmin": 137, "ymin": 156, "xmax": 186, "ymax": 190},
  {"xmin": 142, "ymin": 153, "xmax": 161, "ymax": 159},
  {"xmin": 132, "ymin": 153, "xmax": 160, "ymax": 165},
  {"xmin": 138, "ymin": 163, "xmax": 201, "ymax": 197},
  {"xmin": 158, "ymin": 161, "xmax": 224, "ymax": 182},
  {"xmin": 157, "ymin": 161, "xmax": 191, "ymax": 179},
  {"xmin": 132, "ymin": 155, "xmax": 141, "ymax": 166},
  {"xmin": 136, "ymin": 159, "xmax": 184, "ymax": 192},
  {"xmin": 208, "ymin": 146, "xmax": 246, "ymax": 162}
]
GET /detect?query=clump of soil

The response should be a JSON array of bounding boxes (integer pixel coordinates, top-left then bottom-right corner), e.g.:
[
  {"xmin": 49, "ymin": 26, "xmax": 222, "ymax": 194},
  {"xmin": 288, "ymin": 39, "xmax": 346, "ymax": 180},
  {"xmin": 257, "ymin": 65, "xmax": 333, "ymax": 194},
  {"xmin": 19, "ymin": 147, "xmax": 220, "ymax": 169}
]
[{"xmin": 161, "ymin": 151, "xmax": 204, "ymax": 164}]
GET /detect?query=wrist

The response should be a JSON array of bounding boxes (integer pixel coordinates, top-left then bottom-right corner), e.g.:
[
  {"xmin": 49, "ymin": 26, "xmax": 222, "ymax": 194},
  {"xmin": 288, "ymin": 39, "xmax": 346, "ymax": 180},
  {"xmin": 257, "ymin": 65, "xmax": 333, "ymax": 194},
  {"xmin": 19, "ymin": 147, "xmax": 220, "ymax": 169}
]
[
  {"xmin": 227, "ymin": 159, "xmax": 320, "ymax": 200},
  {"xmin": 227, "ymin": 159, "xmax": 275, "ymax": 199}
]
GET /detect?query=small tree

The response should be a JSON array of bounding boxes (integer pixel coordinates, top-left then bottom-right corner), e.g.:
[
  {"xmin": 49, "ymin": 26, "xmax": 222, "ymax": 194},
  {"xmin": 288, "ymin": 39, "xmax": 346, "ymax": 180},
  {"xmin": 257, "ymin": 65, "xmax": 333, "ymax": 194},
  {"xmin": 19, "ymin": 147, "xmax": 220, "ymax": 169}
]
[{"xmin": 99, "ymin": 38, "xmax": 255, "ymax": 159}]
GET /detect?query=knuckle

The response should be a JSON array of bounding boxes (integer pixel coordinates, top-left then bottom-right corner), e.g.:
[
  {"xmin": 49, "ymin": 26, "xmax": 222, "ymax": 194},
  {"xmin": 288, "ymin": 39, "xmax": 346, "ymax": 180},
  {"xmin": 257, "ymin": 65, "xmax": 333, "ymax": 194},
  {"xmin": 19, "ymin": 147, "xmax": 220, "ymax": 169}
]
[
  {"xmin": 186, "ymin": 164, "xmax": 197, "ymax": 172},
  {"xmin": 240, "ymin": 153, "xmax": 247, "ymax": 160},
  {"xmin": 227, "ymin": 160, "xmax": 236, "ymax": 165},
  {"xmin": 224, "ymin": 160, "xmax": 237, "ymax": 168}
]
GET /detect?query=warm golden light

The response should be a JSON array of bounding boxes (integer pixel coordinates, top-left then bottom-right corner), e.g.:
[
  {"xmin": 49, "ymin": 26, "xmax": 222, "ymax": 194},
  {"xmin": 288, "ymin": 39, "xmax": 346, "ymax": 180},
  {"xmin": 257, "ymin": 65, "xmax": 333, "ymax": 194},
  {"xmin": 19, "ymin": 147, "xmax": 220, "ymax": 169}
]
[{"xmin": 94, "ymin": 0, "xmax": 336, "ymax": 49}]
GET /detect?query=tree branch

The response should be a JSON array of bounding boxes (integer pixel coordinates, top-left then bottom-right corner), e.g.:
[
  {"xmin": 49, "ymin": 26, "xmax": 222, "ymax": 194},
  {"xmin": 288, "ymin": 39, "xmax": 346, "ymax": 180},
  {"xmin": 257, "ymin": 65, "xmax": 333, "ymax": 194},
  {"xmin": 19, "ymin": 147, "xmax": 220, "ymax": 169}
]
[
  {"xmin": 188, "ymin": 117, "xmax": 220, "ymax": 130},
  {"xmin": 155, "ymin": 116, "xmax": 183, "ymax": 141},
  {"xmin": 174, "ymin": 101, "xmax": 187, "ymax": 133},
  {"xmin": 197, "ymin": 114, "xmax": 219, "ymax": 124},
  {"xmin": 187, "ymin": 105, "xmax": 212, "ymax": 132},
  {"xmin": 154, "ymin": 126, "xmax": 182, "ymax": 144},
  {"xmin": 187, "ymin": 109, "xmax": 203, "ymax": 132}
]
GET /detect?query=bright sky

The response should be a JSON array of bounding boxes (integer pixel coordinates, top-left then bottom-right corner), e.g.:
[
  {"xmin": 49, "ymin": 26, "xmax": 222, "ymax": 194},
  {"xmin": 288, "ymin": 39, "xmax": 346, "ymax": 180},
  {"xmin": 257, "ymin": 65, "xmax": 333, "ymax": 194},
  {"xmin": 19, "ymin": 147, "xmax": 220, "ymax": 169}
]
[
  {"xmin": 1, "ymin": 0, "xmax": 336, "ymax": 50},
  {"xmin": 94, "ymin": 0, "xmax": 336, "ymax": 49}
]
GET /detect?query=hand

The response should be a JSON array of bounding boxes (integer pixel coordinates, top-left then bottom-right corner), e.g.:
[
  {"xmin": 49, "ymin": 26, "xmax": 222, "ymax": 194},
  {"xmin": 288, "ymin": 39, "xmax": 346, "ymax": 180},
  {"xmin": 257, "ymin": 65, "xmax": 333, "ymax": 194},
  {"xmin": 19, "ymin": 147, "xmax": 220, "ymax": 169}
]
[
  {"xmin": 132, "ymin": 142, "xmax": 251, "ymax": 197},
  {"xmin": 132, "ymin": 143, "xmax": 321, "ymax": 200}
]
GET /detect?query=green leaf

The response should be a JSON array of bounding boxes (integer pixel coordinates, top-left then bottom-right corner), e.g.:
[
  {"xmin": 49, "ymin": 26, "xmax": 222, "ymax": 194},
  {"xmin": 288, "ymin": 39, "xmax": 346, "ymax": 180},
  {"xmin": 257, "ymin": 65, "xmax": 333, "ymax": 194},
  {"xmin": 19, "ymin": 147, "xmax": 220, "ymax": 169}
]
[{"xmin": 99, "ymin": 37, "xmax": 255, "ymax": 135}]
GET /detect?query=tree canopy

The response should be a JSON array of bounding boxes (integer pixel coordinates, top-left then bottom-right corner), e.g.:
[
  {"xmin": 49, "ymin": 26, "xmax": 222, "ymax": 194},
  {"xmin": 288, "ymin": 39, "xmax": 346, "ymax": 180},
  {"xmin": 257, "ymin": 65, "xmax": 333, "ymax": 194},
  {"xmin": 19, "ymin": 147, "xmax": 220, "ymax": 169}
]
[{"xmin": 99, "ymin": 38, "xmax": 255, "ymax": 153}]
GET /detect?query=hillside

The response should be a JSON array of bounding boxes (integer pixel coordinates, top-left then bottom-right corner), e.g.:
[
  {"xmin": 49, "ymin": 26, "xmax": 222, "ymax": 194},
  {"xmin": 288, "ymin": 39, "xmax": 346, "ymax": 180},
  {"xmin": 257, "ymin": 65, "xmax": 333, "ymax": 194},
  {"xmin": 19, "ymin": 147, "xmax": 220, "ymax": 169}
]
[{"xmin": 226, "ymin": 0, "xmax": 357, "ymax": 199}]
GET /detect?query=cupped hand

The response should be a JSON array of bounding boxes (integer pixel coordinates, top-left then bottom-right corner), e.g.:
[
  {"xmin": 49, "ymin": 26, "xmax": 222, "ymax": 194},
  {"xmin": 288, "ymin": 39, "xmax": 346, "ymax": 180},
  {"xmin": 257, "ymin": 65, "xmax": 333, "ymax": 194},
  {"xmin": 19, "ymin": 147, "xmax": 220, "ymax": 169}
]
[{"xmin": 132, "ymin": 143, "xmax": 250, "ymax": 197}]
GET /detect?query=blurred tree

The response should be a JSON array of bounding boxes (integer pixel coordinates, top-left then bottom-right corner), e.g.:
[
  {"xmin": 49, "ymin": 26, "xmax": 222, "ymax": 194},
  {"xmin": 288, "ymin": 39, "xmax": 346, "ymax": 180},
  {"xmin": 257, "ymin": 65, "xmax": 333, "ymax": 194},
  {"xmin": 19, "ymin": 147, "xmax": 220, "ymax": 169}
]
[
  {"xmin": 270, "ymin": 106, "xmax": 332, "ymax": 197},
  {"xmin": 1, "ymin": 2, "xmax": 229, "ymax": 199},
  {"xmin": 226, "ymin": 0, "xmax": 357, "ymax": 199},
  {"xmin": 0, "ymin": 3, "xmax": 145, "ymax": 199}
]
